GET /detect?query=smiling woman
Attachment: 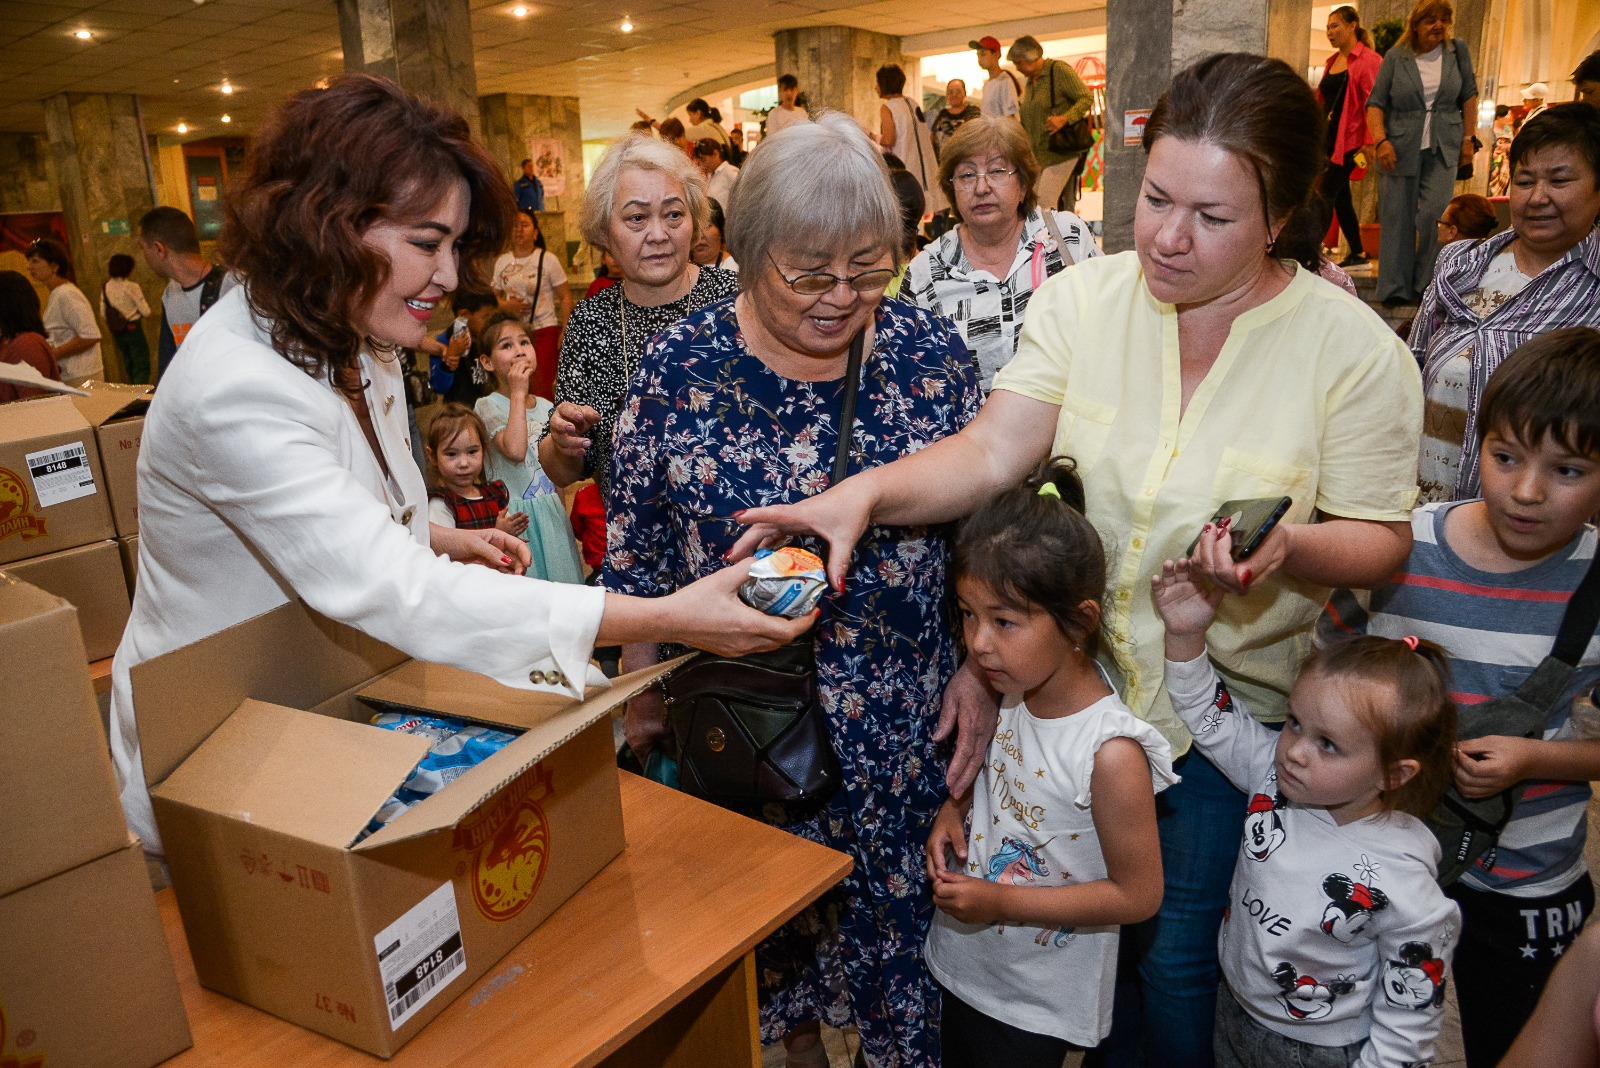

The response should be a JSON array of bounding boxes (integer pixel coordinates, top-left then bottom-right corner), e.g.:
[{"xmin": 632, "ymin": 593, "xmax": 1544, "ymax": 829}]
[{"xmin": 108, "ymin": 75, "xmax": 812, "ymax": 860}]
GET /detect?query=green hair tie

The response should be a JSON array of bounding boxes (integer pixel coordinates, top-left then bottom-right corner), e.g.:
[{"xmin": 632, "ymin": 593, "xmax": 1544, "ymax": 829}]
[{"xmin": 1037, "ymin": 483, "xmax": 1061, "ymax": 500}]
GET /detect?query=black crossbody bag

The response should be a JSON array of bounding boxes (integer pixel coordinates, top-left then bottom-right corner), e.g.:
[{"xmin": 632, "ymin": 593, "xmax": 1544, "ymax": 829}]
[
  {"xmin": 661, "ymin": 331, "xmax": 865, "ymax": 806},
  {"xmin": 1429, "ymin": 551, "xmax": 1600, "ymax": 884}
]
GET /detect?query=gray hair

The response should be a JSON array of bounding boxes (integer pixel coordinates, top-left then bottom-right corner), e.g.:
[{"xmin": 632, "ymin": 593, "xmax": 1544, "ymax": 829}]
[
  {"xmin": 579, "ymin": 133, "xmax": 709, "ymax": 252},
  {"xmin": 725, "ymin": 111, "xmax": 903, "ymax": 286},
  {"xmin": 1007, "ymin": 35, "xmax": 1044, "ymax": 64}
]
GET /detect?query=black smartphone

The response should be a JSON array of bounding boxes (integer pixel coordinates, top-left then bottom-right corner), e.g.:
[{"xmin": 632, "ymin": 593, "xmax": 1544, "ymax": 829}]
[{"xmin": 1186, "ymin": 497, "xmax": 1292, "ymax": 560}]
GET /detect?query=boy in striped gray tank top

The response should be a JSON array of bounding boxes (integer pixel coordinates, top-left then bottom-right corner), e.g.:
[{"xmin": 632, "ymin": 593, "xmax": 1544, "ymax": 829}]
[{"xmin": 1320, "ymin": 327, "xmax": 1600, "ymax": 1068}]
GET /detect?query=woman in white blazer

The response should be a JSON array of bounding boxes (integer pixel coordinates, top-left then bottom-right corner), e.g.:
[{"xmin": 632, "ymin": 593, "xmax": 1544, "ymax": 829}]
[{"xmin": 110, "ymin": 75, "xmax": 808, "ymax": 856}]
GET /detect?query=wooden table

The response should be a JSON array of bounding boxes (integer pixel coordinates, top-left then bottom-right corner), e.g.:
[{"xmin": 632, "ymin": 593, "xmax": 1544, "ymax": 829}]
[
  {"xmin": 160, "ymin": 773, "xmax": 851, "ymax": 1066},
  {"xmin": 90, "ymin": 655, "xmax": 113, "ymax": 695}
]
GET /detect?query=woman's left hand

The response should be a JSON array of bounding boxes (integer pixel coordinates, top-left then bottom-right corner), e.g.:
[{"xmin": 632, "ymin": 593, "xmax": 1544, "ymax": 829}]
[
  {"xmin": 430, "ymin": 523, "xmax": 531, "ymax": 574},
  {"xmin": 1189, "ymin": 518, "xmax": 1294, "ymax": 596},
  {"xmin": 1459, "ymin": 138, "xmax": 1476, "ymax": 168},
  {"xmin": 1044, "ymin": 114, "xmax": 1069, "ymax": 134}
]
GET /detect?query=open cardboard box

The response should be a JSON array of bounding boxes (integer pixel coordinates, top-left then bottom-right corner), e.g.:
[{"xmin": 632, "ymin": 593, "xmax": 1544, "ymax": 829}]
[
  {"xmin": 0, "ymin": 395, "xmax": 114, "ymax": 566},
  {"xmin": 68, "ymin": 382, "xmax": 153, "ymax": 537},
  {"xmin": 134, "ymin": 600, "xmax": 680, "ymax": 1057}
]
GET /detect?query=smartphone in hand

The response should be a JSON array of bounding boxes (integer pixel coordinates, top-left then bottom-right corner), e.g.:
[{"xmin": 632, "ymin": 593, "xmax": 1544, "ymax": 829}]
[{"xmin": 1186, "ymin": 497, "xmax": 1292, "ymax": 560}]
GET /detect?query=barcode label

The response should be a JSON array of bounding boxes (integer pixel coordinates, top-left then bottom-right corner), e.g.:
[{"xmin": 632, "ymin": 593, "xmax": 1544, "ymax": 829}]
[
  {"xmin": 374, "ymin": 882, "xmax": 465, "ymax": 1030},
  {"xmin": 25, "ymin": 441, "xmax": 96, "ymax": 508}
]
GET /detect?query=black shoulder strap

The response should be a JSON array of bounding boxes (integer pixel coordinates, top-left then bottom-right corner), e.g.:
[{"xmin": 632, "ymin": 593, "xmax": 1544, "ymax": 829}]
[
  {"xmin": 832, "ymin": 329, "xmax": 865, "ymax": 486},
  {"xmin": 1005, "ymin": 70, "xmax": 1020, "ymax": 95},
  {"xmin": 198, "ymin": 265, "xmax": 225, "ymax": 315},
  {"xmin": 1552, "ymin": 548, "xmax": 1600, "ymax": 666}
]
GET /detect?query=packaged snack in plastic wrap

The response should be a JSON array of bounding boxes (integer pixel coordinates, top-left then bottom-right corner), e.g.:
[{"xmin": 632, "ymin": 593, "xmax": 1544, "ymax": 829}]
[
  {"xmin": 738, "ymin": 546, "xmax": 826, "ymax": 618},
  {"xmin": 358, "ymin": 713, "xmax": 519, "ymax": 840}
]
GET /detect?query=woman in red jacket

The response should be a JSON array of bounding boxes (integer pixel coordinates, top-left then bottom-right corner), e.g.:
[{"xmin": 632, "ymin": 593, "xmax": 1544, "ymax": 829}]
[{"xmin": 1319, "ymin": 6, "xmax": 1382, "ymax": 266}]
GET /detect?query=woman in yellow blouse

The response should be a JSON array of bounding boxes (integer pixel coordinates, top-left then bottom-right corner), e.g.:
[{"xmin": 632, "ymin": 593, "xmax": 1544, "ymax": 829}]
[{"xmin": 736, "ymin": 53, "xmax": 1423, "ymax": 1065}]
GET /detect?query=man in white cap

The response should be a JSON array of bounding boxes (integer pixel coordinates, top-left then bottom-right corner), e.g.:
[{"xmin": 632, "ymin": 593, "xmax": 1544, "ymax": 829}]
[
  {"xmin": 972, "ymin": 35, "xmax": 1021, "ymax": 120},
  {"xmin": 1521, "ymin": 82, "xmax": 1550, "ymax": 123}
]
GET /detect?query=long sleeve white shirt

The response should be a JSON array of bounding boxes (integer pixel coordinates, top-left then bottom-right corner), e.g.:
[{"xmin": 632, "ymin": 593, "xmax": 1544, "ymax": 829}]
[
  {"xmin": 110, "ymin": 287, "xmax": 605, "ymax": 855},
  {"xmin": 1167, "ymin": 653, "xmax": 1460, "ymax": 1068}
]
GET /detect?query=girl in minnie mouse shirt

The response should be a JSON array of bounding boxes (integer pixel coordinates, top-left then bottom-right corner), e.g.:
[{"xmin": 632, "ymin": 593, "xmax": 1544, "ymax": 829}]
[{"xmin": 1154, "ymin": 556, "xmax": 1461, "ymax": 1068}]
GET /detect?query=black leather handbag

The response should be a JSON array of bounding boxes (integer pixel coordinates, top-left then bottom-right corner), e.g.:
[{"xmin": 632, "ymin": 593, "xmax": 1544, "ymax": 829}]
[
  {"xmin": 1428, "ymin": 552, "xmax": 1600, "ymax": 884},
  {"xmin": 1045, "ymin": 64, "xmax": 1095, "ymax": 156},
  {"xmin": 661, "ymin": 330, "xmax": 865, "ymax": 806}
]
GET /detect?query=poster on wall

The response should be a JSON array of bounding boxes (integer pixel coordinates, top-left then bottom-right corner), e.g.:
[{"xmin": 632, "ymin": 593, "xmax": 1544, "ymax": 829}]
[
  {"xmin": 525, "ymin": 137, "xmax": 566, "ymax": 198},
  {"xmin": 0, "ymin": 212, "xmax": 71, "ymax": 303}
]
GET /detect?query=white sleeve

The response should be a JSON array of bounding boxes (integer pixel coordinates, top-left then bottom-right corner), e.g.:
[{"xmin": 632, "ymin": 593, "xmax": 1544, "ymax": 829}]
[
  {"xmin": 134, "ymin": 285, "xmax": 152, "ymax": 318},
  {"xmin": 1049, "ymin": 211, "xmax": 1103, "ymax": 262},
  {"xmin": 427, "ymin": 498, "xmax": 456, "ymax": 527},
  {"xmin": 178, "ymin": 367, "xmax": 604, "ymax": 693},
  {"xmin": 546, "ymin": 251, "xmax": 568, "ymax": 288},
  {"xmin": 1165, "ymin": 653, "xmax": 1278, "ymax": 791},
  {"xmin": 65, "ymin": 288, "xmax": 101, "ymax": 340},
  {"xmin": 1356, "ymin": 877, "xmax": 1461, "ymax": 1068}
]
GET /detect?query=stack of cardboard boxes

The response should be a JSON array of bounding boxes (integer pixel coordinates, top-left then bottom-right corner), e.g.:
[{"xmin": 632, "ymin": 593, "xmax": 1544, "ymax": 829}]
[
  {"xmin": 0, "ymin": 576, "xmax": 190, "ymax": 1066},
  {"xmin": 0, "ymin": 384, "xmax": 149, "ymax": 661}
]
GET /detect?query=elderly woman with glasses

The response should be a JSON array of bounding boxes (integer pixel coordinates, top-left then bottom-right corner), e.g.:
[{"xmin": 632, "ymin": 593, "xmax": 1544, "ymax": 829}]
[
  {"xmin": 903, "ymin": 117, "xmax": 1100, "ymax": 391},
  {"xmin": 603, "ymin": 112, "xmax": 980, "ymax": 1068}
]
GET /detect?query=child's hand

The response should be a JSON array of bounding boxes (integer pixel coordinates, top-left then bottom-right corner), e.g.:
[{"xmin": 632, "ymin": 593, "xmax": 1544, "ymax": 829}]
[
  {"xmin": 549, "ymin": 402, "xmax": 600, "ymax": 457},
  {"xmin": 496, "ymin": 509, "xmax": 529, "ymax": 536},
  {"xmin": 1455, "ymin": 735, "xmax": 1536, "ymax": 797},
  {"xmin": 1152, "ymin": 558, "xmax": 1224, "ymax": 638},
  {"xmin": 508, "ymin": 356, "xmax": 534, "ymax": 396},
  {"xmin": 925, "ymin": 799, "xmax": 970, "ymax": 882},
  {"xmin": 932, "ymin": 869, "xmax": 1002, "ymax": 925},
  {"xmin": 442, "ymin": 330, "xmax": 471, "ymax": 371}
]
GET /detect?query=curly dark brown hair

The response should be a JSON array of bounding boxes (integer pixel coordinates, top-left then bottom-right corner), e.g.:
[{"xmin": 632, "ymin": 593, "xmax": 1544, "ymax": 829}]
[{"xmin": 221, "ymin": 74, "xmax": 513, "ymax": 399}]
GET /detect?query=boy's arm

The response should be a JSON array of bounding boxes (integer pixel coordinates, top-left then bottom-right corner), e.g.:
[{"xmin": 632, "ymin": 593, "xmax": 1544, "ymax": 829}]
[{"xmin": 1456, "ymin": 736, "xmax": 1600, "ymax": 798}]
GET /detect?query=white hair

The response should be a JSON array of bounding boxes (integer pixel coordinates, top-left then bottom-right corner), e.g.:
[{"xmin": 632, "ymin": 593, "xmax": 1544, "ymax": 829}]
[
  {"xmin": 579, "ymin": 133, "xmax": 709, "ymax": 251},
  {"xmin": 725, "ymin": 111, "xmax": 903, "ymax": 284}
]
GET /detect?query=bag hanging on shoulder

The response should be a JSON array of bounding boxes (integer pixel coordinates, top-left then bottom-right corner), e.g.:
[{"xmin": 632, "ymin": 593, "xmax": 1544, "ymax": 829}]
[
  {"xmin": 1045, "ymin": 63, "xmax": 1095, "ymax": 157},
  {"xmin": 662, "ymin": 330, "xmax": 866, "ymax": 806},
  {"xmin": 1428, "ymin": 551, "xmax": 1600, "ymax": 885},
  {"xmin": 102, "ymin": 283, "xmax": 137, "ymax": 334}
]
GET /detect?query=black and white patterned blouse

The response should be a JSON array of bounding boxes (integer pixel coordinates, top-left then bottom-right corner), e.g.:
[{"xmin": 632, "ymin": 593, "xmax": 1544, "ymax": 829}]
[{"xmin": 545, "ymin": 265, "xmax": 739, "ymax": 495}]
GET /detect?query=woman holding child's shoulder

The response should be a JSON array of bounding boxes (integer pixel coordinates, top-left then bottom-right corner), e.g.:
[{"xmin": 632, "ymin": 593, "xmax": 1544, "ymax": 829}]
[
  {"xmin": 109, "ymin": 76, "xmax": 808, "ymax": 860},
  {"xmin": 737, "ymin": 53, "xmax": 1424, "ymax": 1062}
]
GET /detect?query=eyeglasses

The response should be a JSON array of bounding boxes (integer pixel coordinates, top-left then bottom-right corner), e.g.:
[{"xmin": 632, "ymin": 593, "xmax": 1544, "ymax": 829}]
[
  {"xmin": 952, "ymin": 167, "xmax": 1018, "ymax": 187},
  {"xmin": 767, "ymin": 253, "xmax": 895, "ymax": 295}
]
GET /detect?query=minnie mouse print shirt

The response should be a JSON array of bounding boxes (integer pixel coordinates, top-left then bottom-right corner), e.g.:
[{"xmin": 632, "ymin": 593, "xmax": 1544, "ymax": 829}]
[{"xmin": 1167, "ymin": 652, "xmax": 1461, "ymax": 1068}]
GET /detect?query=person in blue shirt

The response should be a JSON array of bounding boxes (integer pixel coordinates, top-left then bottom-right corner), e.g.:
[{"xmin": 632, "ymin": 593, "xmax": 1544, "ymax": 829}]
[
  {"xmin": 513, "ymin": 158, "xmax": 544, "ymax": 214},
  {"xmin": 416, "ymin": 289, "xmax": 498, "ymax": 406}
]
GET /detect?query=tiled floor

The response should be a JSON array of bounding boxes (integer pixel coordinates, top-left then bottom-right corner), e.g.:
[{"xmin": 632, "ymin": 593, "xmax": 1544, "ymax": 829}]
[{"xmin": 760, "ymin": 799, "xmax": 1600, "ymax": 1067}]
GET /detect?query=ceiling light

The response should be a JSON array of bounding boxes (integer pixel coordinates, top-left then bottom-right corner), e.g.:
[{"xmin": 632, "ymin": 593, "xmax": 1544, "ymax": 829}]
[
  {"xmin": 220, "ymin": 81, "xmax": 233, "ymax": 94},
  {"xmin": 221, "ymin": 114, "xmax": 232, "ymax": 124},
  {"xmin": 512, "ymin": 5, "xmax": 528, "ymax": 15},
  {"xmin": 620, "ymin": 17, "xmax": 633, "ymax": 31},
  {"xmin": 176, "ymin": 122, "xmax": 188, "ymax": 134},
  {"xmin": 74, "ymin": 29, "xmax": 92, "ymax": 40}
]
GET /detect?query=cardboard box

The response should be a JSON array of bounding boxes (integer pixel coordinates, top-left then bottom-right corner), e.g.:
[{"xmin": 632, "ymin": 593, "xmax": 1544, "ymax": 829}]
[
  {"xmin": 0, "ymin": 395, "xmax": 114, "ymax": 566},
  {"xmin": 0, "ymin": 575, "xmax": 131, "ymax": 896},
  {"xmin": 117, "ymin": 533, "xmax": 139, "ymax": 596},
  {"xmin": 0, "ymin": 840, "xmax": 193, "ymax": 1068},
  {"xmin": 69, "ymin": 382, "xmax": 152, "ymax": 537},
  {"xmin": 3, "ymin": 540, "xmax": 133, "ymax": 661},
  {"xmin": 134, "ymin": 600, "xmax": 672, "ymax": 1057}
]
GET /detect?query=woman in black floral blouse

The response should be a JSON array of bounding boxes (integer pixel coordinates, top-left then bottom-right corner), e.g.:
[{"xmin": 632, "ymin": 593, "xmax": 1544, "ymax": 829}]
[{"xmin": 538, "ymin": 134, "xmax": 739, "ymax": 497}]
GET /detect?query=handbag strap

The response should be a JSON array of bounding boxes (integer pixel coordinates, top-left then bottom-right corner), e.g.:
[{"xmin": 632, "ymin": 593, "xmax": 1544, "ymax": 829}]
[
  {"xmin": 1041, "ymin": 211, "xmax": 1077, "ymax": 267},
  {"xmin": 832, "ymin": 329, "xmax": 865, "ymax": 486},
  {"xmin": 1551, "ymin": 548, "xmax": 1600, "ymax": 666}
]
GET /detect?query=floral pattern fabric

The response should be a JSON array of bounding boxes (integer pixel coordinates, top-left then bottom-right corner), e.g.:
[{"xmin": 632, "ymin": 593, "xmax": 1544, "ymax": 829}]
[{"xmin": 602, "ymin": 295, "xmax": 981, "ymax": 1066}]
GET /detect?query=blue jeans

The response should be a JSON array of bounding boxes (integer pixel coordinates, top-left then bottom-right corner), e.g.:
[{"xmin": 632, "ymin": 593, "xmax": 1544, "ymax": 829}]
[{"xmin": 1086, "ymin": 746, "xmax": 1250, "ymax": 1068}]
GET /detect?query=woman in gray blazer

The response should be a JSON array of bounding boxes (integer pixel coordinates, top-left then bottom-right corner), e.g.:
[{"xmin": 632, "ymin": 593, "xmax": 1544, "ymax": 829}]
[{"xmin": 1366, "ymin": 0, "xmax": 1478, "ymax": 306}]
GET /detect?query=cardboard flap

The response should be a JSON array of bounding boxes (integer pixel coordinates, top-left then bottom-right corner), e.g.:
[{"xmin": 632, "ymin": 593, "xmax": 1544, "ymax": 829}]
[
  {"xmin": 131, "ymin": 600, "xmax": 407, "ymax": 790},
  {"xmin": 152, "ymin": 699, "xmax": 431, "ymax": 848},
  {"xmin": 0, "ymin": 394, "xmax": 91, "ymax": 442},
  {"xmin": 68, "ymin": 382, "xmax": 153, "ymax": 425},
  {"xmin": 352, "ymin": 656, "xmax": 688, "ymax": 851},
  {"xmin": 358, "ymin": 659, "xmax": 604, "ymax": 732},
  {"xmin": 0, "ymin": 364, "xmax": 86, "ymax": 397}
]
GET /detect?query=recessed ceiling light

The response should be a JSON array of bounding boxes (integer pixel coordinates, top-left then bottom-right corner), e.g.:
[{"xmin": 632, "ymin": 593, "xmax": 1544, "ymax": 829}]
[
  {"xmin": 74, "ymin": 29, "xmax": 92, "ymax": 40},
  {"xmin": 221, "ymin": 114, "xmax": 232, "ymax": 123},
  {"xmin": 220, "ymin": 81, "xmax": 233, "ymax": 94},
  {"xmin": 176, "ymin": 122, "xmax": 189, "ymax": 134},
  {"xmin": 512, "ymin": 5, "xmax": 528, "ymax": 15},
  {"xmin": 620, "ymin": 17, "xmax": 633, "ymax": 31}
]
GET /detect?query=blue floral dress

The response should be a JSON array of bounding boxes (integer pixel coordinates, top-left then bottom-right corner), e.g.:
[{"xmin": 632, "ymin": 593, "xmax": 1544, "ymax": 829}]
[{"xmin": 603, "ymin": 296, "xmax": 980, "ymax": 1067}]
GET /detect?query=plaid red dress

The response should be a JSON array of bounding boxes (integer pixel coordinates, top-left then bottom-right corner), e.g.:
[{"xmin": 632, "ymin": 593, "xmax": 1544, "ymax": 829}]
[{"xmin": 428, "ymin": 481, "xmax": 509, "ymax": 530}]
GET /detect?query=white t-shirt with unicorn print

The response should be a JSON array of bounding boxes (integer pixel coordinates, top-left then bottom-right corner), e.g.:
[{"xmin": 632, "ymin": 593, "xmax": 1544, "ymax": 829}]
[{"xmin": 925, "ymin": 690, "xmax": 1176, "ymax": 1044}]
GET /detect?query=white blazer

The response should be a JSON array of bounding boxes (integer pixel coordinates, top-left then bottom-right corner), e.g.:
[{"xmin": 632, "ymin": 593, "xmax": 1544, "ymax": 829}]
[{"xmin": 109, "ymin": 287, "xmax": 605, "ymax": 853}]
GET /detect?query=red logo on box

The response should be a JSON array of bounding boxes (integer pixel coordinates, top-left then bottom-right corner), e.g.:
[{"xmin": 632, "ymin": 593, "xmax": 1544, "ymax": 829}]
[
  {"xmin": 0, "ymin": 1004, "xmax": 48, "ymax": 1068},
  {"xmin": 453, "ymin": 764, "xmax": 553, "ymax": 923},
  {"xmin": 0, "ymin": 468, "xmax": 46, "ymax": 545}
]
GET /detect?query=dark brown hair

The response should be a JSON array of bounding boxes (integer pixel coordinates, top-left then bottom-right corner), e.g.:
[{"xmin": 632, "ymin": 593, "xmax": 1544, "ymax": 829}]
[
  {"xmin": 1442, "ymin": 193, "xmax": 1497, "ymax": 239},
  {"xmin": 1329, "ymin": 6, "xmax": 1371, "ymax": 46},
  {"xmin": 1509, "ymin": 102, "xmax": 1600, "ymax": 187},
  {"xmin": 107, "ymin": 253, "xmax": 135, "ymax": 278},
  {"xmin": 659, "ymin": 117, "xmax": 686, "ymax": 141},
  {"xmin": 221, "ymin": 74, "xmax": 513, "ymax": 400},
  {"xmin": 0, "ymin": 270, "xmax": 45, "ymax": 339},
  {"xmin": 473, "ymin": 312, "xmax": 536, "ymax": 390},
  {"xmin": 1480, "ymin": 326, "xmax": 1600, "ymax": 460},
  {"xmin": 936, "ymin": 116, "xmax": 1041, "ymax": 221},
  {"xmin": 1301, "ymin": 636, "xmax": 1457, "ymax": 818},
  {"xmin": 1143, "ymin": 53, "xmax": 1327, "ymax": 265},
  {"xmin": 952, "ymin": 456, "xmax": 1106, "ymax": 652},
  {"xmin": 423, "ymin": 402, "xmax": 490, "ymax": 481},
  {"xmin": 876, "ymin": 64, "xmax": 907, "ymax": 96},
  {"xmin": 25, "ymin": 238, "xmax": 72, "ymax": 281},
  {"xmin": 137, "ymin": 206, "xmax": 201, "ymax": 254}
]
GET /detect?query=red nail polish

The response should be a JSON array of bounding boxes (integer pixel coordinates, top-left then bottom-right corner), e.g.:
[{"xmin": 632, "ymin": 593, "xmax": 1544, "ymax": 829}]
[
  {"xmin": 1240, "ymin": 568, "xmax": 1253, "ymax": 586},
  {"xmin": 502, "ymin": 556, "xmax": 512, "ymax": 565}
]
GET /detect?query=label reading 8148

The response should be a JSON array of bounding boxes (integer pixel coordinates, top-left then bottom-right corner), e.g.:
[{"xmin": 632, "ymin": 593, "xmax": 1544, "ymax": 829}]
[{"xmin": 374, "ymin": 881, "xmax": 466, "ymax": 1030}]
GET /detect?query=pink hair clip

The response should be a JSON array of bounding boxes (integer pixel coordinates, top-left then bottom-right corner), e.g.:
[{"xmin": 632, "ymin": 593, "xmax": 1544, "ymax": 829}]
[{"xmin": 1401, "ymin": 635, "xmax": 1419, "ymax": 651}]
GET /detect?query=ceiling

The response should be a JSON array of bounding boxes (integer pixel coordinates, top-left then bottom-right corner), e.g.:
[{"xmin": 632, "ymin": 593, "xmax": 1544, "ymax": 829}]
[{"xmin": 0, "ymin": 0, "xmax": 1108, "ymax": 143}]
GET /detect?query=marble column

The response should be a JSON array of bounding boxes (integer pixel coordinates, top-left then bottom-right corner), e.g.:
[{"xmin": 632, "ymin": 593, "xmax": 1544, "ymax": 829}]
[
  {"xmin": 774, "ymin": 27, "xmax": 905, "ymax": 130},
  {"xmin": 41, "ymin": 92, "xmax": 160, "ymax": 382},
  {"xmin": 335, "ymin": 0, "xmax": 479, "ymax": 135},
  {"xmin": 478, "ymin": 93, "xmax": 586, "ymax": 280}
]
